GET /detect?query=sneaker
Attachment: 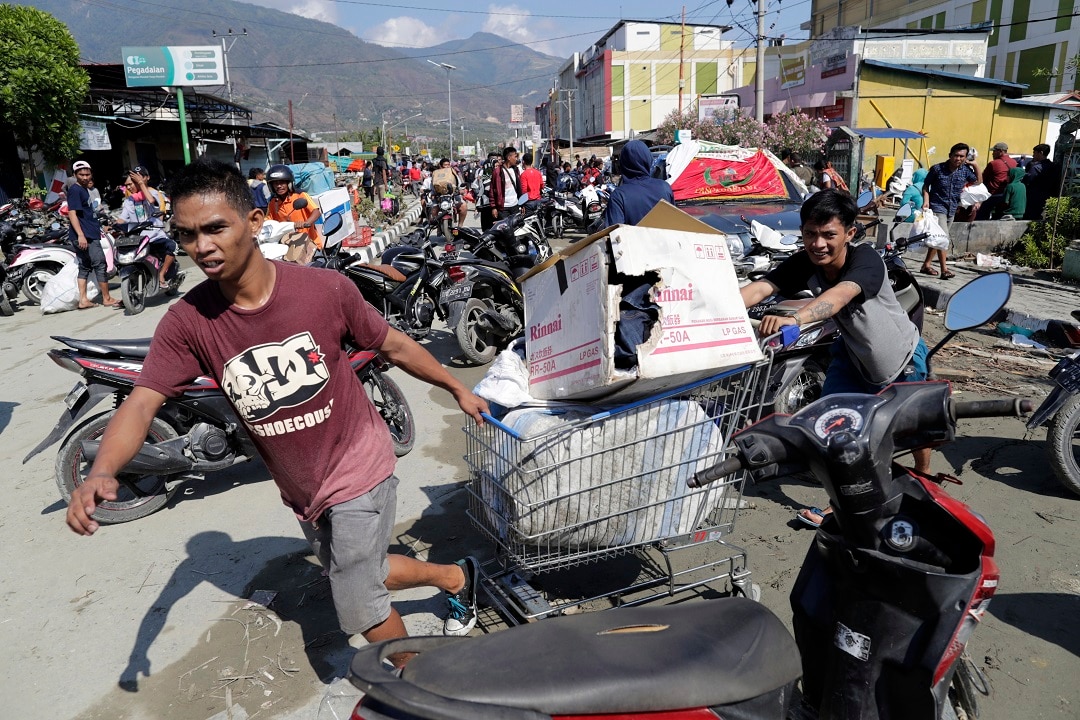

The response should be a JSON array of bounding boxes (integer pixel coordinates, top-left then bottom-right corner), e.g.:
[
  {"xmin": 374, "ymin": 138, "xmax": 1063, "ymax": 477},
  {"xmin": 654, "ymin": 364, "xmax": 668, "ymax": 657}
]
[{"xmin": 443, "ymin": 556, "xmax": 479, "ymax": 636}]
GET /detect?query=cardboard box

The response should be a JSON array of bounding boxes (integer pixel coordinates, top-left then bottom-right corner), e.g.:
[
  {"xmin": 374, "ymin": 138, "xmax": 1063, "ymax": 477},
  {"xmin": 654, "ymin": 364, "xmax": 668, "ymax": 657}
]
[
  {"xmin": 315, "ymin": 187, "xmax": 358, "ymax": 248},
  {"xmin": 521, "ymin": 201, "xmax": 762, "ymax": 401}
]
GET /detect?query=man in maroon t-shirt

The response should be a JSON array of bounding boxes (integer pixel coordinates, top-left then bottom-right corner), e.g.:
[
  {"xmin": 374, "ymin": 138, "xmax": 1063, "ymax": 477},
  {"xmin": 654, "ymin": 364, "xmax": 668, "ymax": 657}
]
[
  {"xmin": 976, "ymin": 141, "xmax": 1018, "ymax": 219},
  {"xmin": 66, "ymin": 161, "xmax": 490, "ymax": 663}
]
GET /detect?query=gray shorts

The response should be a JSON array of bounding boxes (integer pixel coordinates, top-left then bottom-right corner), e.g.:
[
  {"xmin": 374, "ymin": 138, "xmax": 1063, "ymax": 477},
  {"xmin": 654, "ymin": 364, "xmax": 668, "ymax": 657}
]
[{"xmin": 299, "ymin": 475, "xmax": 398, "ymax": 634}]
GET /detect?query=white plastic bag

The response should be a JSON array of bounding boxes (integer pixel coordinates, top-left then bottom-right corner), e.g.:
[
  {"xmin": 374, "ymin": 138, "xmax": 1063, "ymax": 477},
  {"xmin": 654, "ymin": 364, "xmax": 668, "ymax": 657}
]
[
  {"xmin": 41, "ymin": 261, "xmax": 98, "ymax": 314},
  {"xmin": 960, "ymin": 183, "xmax": 990, "ymax": 208},
  {"xmin": 911, "ymin": 210, "xmax": 950, "ymax": 251}
]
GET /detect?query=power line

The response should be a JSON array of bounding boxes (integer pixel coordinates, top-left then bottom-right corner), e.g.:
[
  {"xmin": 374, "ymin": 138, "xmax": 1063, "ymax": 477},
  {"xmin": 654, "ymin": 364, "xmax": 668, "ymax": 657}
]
[{"xmin": 231, "ymin": 28, "xmax": 610, "ymax": 68}]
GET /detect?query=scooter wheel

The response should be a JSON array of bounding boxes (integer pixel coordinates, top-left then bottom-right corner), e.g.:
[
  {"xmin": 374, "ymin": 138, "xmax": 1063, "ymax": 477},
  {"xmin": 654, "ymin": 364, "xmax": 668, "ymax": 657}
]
[
  {"xmin": 362, "ymin": 370, "xmax": 415, "ymax": 457},
  {"xmin": 456, "ymin": 298, "xmax": 500, "ymax": 366},
  {"xmin": 55, "ymin": 410, "xmax": 176, "ymax": 523},
  {"xmin": 1047, "ymin": 394, "xmax": 1080, "ymax": 497},
  {"xmin": 121, "ymin": 271, "xmax": 148, "ymax": 315},
  {"xmin": 0, "ymin": 290, "xmax": 13, "ymax": 316}
]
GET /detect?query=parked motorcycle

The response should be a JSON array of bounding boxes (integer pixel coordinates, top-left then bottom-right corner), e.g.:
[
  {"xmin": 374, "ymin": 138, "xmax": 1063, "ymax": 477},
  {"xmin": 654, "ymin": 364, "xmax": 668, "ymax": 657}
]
[
  {"xmin": 441, "ymin": 213, "xmax": 551, "ymax": 365},
  {"xmin": 112, "ymin": 218, "xmax": 184, "ymax": 315},
  {"xmin": 22, "ymin": 333, "xmax": 415, "ymax": 524},
  {"xmin": 321, "ymin": 221, "xmax": 450, "ymax": 340},
  {"xmin": 346, "ymin": 273, "xmax": 1024, "ymax": 720},
  {"xmin": 3, "ymin": 242, "xmax": 76, "ymax": 305},
  {"xmin": 1025, "ymin": 350, "xmax": 1080, "ymax": 496}
]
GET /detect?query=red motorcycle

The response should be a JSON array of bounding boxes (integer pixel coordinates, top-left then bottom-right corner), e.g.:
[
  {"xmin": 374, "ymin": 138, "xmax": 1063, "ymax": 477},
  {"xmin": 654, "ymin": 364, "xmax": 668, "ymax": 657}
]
[
  {"xmin": 23, "ymin": 335, "xmax": 415, "ymax": 524},
  {"xmin": 347, "ymin": 273, "xmax": 1026, "ymax": 720}
]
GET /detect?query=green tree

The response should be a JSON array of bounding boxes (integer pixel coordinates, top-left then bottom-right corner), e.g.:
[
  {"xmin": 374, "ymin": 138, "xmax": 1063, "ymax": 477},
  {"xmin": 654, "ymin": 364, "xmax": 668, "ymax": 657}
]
[{"xmin": 0, "ymin": 5, "xmax": 89, "ymax": 175}]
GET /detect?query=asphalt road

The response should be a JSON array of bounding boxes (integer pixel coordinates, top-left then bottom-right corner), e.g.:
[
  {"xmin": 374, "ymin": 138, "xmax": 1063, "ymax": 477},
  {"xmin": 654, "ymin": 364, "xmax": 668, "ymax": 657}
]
[{"xmin": 1, "ymin": 220, "xmax": 1076, "ymax": 719}]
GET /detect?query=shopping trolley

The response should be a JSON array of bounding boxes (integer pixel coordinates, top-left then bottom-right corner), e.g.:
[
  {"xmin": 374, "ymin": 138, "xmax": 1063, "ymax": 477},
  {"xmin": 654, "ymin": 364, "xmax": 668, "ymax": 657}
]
[{"xmin": 464, "ymin": 355, "xmax": 773, "ymax": 622}]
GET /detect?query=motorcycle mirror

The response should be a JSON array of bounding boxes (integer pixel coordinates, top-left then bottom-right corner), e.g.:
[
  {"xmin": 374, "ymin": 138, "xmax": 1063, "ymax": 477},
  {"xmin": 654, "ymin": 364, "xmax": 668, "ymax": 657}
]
[
  {"xmin": 321, "ymin": 212, "xmax": 343, "ymax": 238},
  {"xmin": 780, "ymin": 234, "xmax": 801, "ymax": 246},
  {"xmin": 926, "ymin": 272, "xmax": 1012, "ymax": 368},
  {"xmin": 293, "ymin": 198, "xmax": 308, "ymax": 210},
  {"xmin": 943, "ymin": 272, "xmax": 1012, "ymax": 332},
  {"xmin": 857, "ymin": 190, "xmax": 875, "ymax": 207},
  {"xmin": 895, "ymin": 203, "xmax": 914, "ymax": 221}
]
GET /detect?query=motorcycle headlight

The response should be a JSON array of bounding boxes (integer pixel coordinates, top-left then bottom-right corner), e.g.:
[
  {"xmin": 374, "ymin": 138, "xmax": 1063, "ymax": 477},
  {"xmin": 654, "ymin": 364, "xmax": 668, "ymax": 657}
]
[
  {"xmin": 117, "ymin": 251, "xmax": 137, "ymax": 263},
  {"xmin": 440, "ymin": 200, "xmax": 452, "ymax": 211},
  {"xmin": 793, "ymin": 328, "xmax": 823, "ymax": 348}
]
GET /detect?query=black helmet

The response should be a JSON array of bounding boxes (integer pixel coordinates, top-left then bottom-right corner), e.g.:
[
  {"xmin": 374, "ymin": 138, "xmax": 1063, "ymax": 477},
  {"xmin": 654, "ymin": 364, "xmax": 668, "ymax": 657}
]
[{"xmin": 266, "ymin": 164, "xmax": 293, "ymax": 183}]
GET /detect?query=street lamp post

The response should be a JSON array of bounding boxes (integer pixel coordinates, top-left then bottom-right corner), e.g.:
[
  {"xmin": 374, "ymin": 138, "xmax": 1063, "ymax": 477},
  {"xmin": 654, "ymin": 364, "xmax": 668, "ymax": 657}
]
[{"xmin": 427, "ymin": 60, "xmax": 456, "ymax": 161}]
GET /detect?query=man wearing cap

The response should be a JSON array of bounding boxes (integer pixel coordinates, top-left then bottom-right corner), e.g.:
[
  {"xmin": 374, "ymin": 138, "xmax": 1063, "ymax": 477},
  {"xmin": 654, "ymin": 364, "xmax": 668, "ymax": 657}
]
[
  {"xmin": 976, "ymin": 142, "xmax": 1017, "ymax": 220},
  {"xmin": 68, "ymin": 161, "xmax": 120, "ymax": 309}
]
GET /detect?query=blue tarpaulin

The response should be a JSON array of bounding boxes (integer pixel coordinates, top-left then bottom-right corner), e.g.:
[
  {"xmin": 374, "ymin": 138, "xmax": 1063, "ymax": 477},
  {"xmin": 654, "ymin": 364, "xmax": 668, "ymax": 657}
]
[{"xmin": 850, "ymin": 128, "xmax": 926, "ymax": 140}]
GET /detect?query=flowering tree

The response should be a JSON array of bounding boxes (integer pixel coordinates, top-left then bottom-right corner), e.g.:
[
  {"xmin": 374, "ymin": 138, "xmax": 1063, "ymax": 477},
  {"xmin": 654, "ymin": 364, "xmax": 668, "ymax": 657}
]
[{"xmin": 656, "ymin": 105, "xmax": 829, "ymax": 158}]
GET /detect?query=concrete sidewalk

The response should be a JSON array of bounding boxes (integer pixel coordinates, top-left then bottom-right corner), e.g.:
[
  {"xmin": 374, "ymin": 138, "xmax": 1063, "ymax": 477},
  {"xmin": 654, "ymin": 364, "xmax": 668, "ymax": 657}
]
[
  {"xmin": 905, "ymin": 256, "xmax": 1080, "ymax": 335},
  {"xmin": 342, "ymin": 194, "xmax": 424, "ymax": 262}
]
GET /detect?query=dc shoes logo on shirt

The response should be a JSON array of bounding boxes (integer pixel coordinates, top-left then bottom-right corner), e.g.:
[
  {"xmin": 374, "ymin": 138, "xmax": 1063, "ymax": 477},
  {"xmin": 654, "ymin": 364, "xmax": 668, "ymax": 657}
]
[{"xmin": 222, "ymin": 332, "xmax": 329, "ymax": 422}]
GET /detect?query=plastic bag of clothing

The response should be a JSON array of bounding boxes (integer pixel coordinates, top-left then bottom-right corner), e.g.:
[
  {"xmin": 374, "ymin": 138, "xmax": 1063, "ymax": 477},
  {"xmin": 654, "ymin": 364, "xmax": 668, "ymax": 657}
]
[
  {"xmin": 41, "ymin": 261, "xmax": 97, "ymax": 314},
  {"xmin": 911, "ymin": 210, "xmax": 950, "ymax": 250},
  {"xmin": 960, "ymin": 183, "xmax": 990, "ymax": 208}
]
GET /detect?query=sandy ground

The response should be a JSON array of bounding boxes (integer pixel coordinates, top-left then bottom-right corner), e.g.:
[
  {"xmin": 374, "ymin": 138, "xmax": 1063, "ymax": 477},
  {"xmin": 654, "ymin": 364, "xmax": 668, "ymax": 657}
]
[{"xmin": 1, "ymin": 242, "xmax": 1077, "ymax": 719}]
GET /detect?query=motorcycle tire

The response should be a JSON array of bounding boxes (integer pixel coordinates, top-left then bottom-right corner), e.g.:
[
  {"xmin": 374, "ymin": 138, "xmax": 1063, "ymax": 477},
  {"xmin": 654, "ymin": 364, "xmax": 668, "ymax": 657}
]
[
  {"xmin": 0, "ymin": 289, "xmax": 13, "ymax": 316},
  {"xmin": 362, "ymin": 370, "xmax": 416, "ymax": 457},
  {"xmin": 21, "ymin": 263, "xmax": 61, "ymax": 305},
  {"xmin": 551, "ymin": 213, "xmax": 565, "ymax": 239},
  {"xmin": 121, "ymin": 270, "xmax": 148, "ymax": 315},
  {"xmin": 440, "ymin": 218, "xmax": 452, "ymax": 243},
  {"xmin": 1047, "ymin": 393, "xmax": 1080, "ymax": 496},
  {"xmin": 165, "ymin": 271, "xmax": 183, "ymax": 296},
  {"xmin": 456, "ymin": 298, "xmax": 500, "ymax": 366},
  {"xmin": 55, "ymin": 410, "xmax": 176, "ymax": 524},
  {"xmin": 772, "ymin": 360, "xmax": 826, "ymax": 415}
]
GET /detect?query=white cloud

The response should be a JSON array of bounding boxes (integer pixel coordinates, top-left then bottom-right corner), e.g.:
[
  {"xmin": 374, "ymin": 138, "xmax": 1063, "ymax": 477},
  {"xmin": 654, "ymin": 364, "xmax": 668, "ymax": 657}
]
[
  {"xmin": 368, "ymin": 16, "xmax": 443, "ymax": 48},
  {"xmin": 481, "ymin": 5, "xmax": 576, "ymax": 58},
  {"xmin": 260, "ymin": 0, "xmax": 339, "ymax": 24}
]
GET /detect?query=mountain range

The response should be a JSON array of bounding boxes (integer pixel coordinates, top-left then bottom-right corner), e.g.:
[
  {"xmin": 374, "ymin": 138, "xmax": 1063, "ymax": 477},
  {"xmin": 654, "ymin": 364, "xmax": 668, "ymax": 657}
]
[{"xmin": 21, "ymin": 0, "xmax": 565, "ymax": 142}]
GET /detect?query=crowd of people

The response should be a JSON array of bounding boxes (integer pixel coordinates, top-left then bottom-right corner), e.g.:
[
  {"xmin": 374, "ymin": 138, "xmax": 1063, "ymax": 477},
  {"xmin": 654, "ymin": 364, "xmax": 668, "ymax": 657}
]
[{"xmin": 781, "ymin": 138, "xmax": 1065, "ymax": 279}]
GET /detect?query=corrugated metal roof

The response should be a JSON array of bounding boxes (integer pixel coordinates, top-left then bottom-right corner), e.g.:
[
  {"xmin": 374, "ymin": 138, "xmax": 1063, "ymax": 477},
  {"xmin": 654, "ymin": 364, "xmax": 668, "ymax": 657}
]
[{"xmin": 862, "ymin": 59, "xmax": 1028, "ymax": 91}]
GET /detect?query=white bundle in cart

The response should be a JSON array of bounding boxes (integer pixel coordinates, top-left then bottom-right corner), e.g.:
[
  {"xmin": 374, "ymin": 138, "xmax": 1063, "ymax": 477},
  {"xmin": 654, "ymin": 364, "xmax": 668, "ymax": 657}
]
[{"xmin": 479, "ymin": 399, "xmax": 726, "ymax": 550}]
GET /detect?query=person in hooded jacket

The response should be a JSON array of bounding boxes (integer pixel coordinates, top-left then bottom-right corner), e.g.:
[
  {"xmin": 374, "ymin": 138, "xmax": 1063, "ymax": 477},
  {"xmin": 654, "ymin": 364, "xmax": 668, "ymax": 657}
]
[
  {"xmin": 603, "ymin": 140, "xmax": 675, "ymax": 226},
  {"xmin": 996, "ymin": 166, "xmax": 1027, "ymax": 220}
]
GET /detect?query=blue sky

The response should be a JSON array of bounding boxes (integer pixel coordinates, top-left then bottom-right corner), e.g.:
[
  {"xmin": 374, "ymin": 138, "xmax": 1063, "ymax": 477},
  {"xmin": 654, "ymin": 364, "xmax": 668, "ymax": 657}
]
[{"xmin": 259, "ymin": 1, "xmax": 812, "ymax": 58}]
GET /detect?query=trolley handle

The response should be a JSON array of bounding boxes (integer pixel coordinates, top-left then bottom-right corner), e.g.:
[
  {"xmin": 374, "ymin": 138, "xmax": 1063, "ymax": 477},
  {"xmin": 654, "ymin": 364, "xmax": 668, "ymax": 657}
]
[{"xmin": 688, "ymin": 456, "xmax": 745, "ymax": 488}]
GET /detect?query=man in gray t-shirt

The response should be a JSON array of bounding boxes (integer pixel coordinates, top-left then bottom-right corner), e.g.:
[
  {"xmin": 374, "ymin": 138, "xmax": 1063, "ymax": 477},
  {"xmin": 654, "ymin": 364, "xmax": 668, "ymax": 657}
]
[{"xmin": 740, "ymin": 190, "xmax": 930, "ymax": 487}]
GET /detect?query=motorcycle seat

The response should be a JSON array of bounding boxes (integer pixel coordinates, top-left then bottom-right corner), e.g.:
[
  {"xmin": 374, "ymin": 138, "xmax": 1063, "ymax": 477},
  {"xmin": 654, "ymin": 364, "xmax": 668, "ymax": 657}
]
[
  {"xmin": 54, "ymin": 336, "xmax": 152, "ymax": 358},
  {"xmin": 358, "ymin": 263, "xmax": 407, "ymax": 282},
  {"xmin": 355, "ymin": 597, "xmax": 800, "ymax": 716}
]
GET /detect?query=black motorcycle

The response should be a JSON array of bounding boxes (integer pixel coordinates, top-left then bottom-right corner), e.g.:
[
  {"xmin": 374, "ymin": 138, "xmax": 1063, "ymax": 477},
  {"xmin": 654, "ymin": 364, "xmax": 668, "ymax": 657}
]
[
  {"xmin": 22, "ymin": 336, "xmax": 415, "ymax": 524},
  {"xmin": 441, "ymin": 214, "xmax": 550, "ymax": 365},
  {"xmin": 319, "ymin": 223, "xmax": 449, "ymax": 340}
]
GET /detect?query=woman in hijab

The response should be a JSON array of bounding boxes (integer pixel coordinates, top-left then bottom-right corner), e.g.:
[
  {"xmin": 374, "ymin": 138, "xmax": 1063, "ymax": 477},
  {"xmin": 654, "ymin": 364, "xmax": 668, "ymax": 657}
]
[{"xmin": 900, "ymin": 168, "xmax": 928, "ymax": 221}]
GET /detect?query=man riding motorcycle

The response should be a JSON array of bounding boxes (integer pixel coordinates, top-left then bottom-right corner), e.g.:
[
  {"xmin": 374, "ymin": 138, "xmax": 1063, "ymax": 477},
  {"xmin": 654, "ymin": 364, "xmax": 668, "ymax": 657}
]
[
  {"xmin": 266, "ymin": 164, "xmax": 322, "ymax": 248},
  {"xmin": 740, "ymin": 189, "xmax": 930, "ymax": 527}
]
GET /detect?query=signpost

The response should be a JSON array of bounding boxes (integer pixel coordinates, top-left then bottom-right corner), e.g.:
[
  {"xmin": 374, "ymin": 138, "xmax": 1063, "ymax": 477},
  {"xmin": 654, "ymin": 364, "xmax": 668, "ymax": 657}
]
[{"xmin": 121, "ymin": 46, "xmax": 225, "ymax": 164}]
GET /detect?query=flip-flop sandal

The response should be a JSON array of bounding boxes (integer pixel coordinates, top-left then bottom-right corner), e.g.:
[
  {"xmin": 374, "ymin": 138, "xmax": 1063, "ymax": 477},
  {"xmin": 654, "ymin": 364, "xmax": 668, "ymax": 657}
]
[
  {"xmin": 941, "ymin": 272, "xmax": 956, "ymax": 279},
  {"xmin": 796, "ymin": 507, "xmax": 825, "ymax": 528},
  {"xmin": 919, "ymin": 267, "xmax": 939, "ymax": 276}
]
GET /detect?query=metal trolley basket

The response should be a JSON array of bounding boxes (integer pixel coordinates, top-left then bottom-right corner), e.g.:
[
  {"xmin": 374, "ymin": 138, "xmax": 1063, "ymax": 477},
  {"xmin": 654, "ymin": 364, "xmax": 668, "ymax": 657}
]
[{"xmin": 464, "ymin": 355, "xmax": 773, "ymax": 621}]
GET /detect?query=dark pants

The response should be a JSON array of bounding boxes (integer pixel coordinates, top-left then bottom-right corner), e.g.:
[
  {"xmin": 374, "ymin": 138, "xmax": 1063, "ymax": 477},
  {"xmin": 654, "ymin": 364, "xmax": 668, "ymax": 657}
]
[
  {"xmin": 72, "ymin": 237, "xmax": 108, "ymax": 284},
  {"xmin": 363, "ymin": 185, "xmax": 374, "ymax": 201},
  {"xmin": 479, "ymin": 206, "xmax": 496, "ymax": 232},
  {"xmin": 975, "ymin": 194, "xmax": 1004, "ymax": 220}
]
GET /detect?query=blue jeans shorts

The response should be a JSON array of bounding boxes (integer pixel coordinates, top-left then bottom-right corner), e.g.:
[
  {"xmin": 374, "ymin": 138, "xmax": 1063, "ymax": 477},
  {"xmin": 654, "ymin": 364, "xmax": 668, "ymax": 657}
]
[{"xmin": 822, "ymin": 337, "xmax": 928, "ymax": 396}]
